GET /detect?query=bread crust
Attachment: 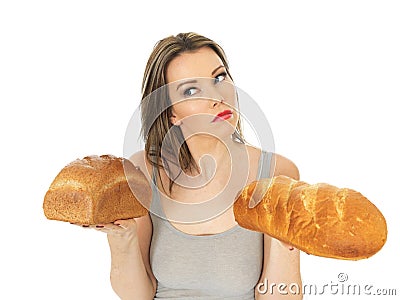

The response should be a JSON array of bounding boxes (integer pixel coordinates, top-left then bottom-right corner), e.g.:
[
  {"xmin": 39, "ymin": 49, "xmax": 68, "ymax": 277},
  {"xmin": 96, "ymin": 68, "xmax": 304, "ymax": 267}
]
[
  {"xmin": 233, "ymin": 175, "xmax": 387, "ymax": 260},
  {"xmin": 43, "ymin": 155, "xmax": 149, "ymax": 225}
]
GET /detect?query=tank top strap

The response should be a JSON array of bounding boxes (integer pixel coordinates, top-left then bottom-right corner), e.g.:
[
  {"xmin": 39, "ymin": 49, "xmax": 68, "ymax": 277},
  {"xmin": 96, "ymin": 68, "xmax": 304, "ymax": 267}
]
[
  {"xmin": 257, "ymin": 150, "xmax": 273, "ymax": 179},
  {"xmin": 149, "ymin": 165, "xmax": 166, "ymax": 218}
]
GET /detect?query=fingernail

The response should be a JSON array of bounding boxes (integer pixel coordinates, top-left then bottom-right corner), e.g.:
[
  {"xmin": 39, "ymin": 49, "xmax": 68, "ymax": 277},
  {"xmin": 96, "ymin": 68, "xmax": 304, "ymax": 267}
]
[
  {"xmin": 114, "ymin": 223, "xmax": 120, "ymax": 226},
  {"xmin": 96, "ymin": 225, "xmax": 104, "ymax": 228},
  {"xmin": 289, "ymin": 246, "xmax": 294, "ymax": 251},
  {"xmin": 82, "ymin": 225, "xmax": 89, "ymax": 227}
]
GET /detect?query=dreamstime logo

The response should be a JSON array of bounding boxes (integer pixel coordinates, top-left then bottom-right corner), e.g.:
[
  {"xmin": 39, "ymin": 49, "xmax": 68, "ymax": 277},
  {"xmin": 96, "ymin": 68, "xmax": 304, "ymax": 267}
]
[
  {"xmin": 123, "ymin": 77, "xmax": 275, "ymax": 223},
  {"xmin": 256, "ymin": 273, "xmax": 398, "ymax": 296}
]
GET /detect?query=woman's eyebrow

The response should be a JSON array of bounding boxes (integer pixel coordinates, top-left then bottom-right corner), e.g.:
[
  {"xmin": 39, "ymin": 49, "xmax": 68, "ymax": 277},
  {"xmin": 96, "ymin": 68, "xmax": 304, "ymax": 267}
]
[
  {"xmin": 211, "ymin": 65, "xmax": 225, "ymax": 76},
  {"xmin": 175, "ymin": 65, "xmax": 225, "ymax": 91},
  {"xmin": 176, "ymin": 79, "xmax": 197, "ymax": 91}
]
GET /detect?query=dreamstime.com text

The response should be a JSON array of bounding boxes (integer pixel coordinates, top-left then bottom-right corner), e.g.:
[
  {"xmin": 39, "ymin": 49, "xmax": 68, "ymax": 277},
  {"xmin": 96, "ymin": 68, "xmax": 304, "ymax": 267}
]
[{"xmin": 257, "ymin": 273, "xmax": 397, "ymax": 296}]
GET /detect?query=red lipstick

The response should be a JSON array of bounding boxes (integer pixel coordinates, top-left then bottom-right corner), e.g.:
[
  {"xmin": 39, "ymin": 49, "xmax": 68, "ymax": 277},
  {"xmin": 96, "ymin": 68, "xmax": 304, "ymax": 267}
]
[{"xmin": 212, "ymin": 110, "xmax": 233, "ymax": 122}]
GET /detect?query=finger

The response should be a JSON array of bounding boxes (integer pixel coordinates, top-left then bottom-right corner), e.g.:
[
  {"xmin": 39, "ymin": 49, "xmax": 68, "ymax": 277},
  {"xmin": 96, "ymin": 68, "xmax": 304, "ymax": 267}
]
[
  {"xmin": 94, "ymin": 227, "xmax": 109, "ymax": 233},
  {"xmin": 278, "ymin": 240, "xmax": 295, "ymax": 251},
  {"xmin": 113, "ymin": 219, "xmax": 136, "ymax": 229},
  {"xmin": 94, "ymin": 225, "xmax": 122, "ymax": 234},
  {"xmin": 95, "ymin": 226, "xmax": 122, "ymax": 234},
  {"xmin": 70, "ymin": 223, "xmax": 108, "ymax": 231},
  {"xmin": 70, "ymin": 222, "xmax": 92, "ymax": 229}
]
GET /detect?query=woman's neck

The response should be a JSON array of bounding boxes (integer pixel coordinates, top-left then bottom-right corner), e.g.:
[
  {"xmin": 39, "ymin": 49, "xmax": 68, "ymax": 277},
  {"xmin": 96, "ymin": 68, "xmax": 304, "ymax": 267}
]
[{"xmin": 185, "ymin": 134, "xmax": 233, "ymax": 174}]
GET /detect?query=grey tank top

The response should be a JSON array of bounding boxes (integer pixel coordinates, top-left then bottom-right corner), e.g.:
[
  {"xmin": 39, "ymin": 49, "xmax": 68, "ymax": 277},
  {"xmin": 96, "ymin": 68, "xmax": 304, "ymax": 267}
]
[{"xmin": 149, "ymin": 151, "xmax": 273, "ymax": 300}]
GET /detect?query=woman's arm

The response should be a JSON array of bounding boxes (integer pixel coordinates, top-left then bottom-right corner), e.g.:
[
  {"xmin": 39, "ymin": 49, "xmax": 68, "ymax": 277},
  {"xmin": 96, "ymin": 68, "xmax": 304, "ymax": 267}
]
[
  {"xmin": 105, "ymin": 215, "xmax": 156, "ymax": 300},
  {"xmin": 255, "ymin": 236, "xmax": 302, "ymax": 299},
  {"xmin": 102, "ymin": 151, "xmax": 157, "ymax": 299},
  {"xmin": 255, "ymin": 153, "xmax": 302, "ymax": 299}
]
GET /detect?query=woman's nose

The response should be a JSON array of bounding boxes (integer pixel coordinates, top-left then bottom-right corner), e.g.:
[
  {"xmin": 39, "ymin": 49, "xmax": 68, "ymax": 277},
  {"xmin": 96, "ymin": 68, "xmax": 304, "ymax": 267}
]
[
  {"xmin": 205, "ymin": 82, "xmax": 226, "ymax": 107},
  {"xmin": 211, "ymin": 98, "xmax": 223, "ymax": 108}
]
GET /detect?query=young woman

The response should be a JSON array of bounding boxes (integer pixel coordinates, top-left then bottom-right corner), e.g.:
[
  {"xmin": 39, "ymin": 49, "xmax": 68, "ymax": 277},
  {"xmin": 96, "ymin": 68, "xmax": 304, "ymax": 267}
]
[{"xmin": 94, "ymin": 32, "xmax": 302, "ymax": 299}]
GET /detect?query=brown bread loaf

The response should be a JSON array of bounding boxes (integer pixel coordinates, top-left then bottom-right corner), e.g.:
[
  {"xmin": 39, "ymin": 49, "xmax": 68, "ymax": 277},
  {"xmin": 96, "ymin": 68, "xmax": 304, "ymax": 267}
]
[
  {"xmin": 43, "ymin": 155, "xmax": 150, "ymax": 225},
  {"xmin": 233, "ymin": 175, "xmax": 387, "ymax": 260}
]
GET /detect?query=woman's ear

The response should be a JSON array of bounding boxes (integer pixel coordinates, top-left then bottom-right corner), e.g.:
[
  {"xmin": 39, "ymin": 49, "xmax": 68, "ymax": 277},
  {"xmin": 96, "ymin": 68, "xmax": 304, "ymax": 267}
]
[{"xmin": 170, "ymin": 114, "xmax": 182, "ymax": 126}]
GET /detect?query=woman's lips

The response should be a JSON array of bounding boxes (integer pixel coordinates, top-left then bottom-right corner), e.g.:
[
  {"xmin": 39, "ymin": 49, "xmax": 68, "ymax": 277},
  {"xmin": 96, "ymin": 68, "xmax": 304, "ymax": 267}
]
[{"xmin": 212, "ymin": 110, "xmax": 233, "ymax": 122}]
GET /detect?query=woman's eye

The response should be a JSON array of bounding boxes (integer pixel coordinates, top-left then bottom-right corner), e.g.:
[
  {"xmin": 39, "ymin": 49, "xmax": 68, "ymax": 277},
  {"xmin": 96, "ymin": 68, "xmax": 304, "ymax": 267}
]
[
  {"xmin": 183, "ymin": 87, "xmax": 199, "ymax": 97},
  {"xmin": 214, "ymin": 72, "xmax": 227, "ymax": 84}
]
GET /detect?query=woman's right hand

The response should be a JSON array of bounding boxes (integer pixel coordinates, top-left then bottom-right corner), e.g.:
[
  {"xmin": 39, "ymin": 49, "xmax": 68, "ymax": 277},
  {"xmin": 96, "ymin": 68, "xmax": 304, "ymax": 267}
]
[
  {"xmin": 98, "ymin": 218, "xmax": 137, "ymax": 234},
  {"xmin": 98, "ymin": 219, "xmax": 139, "ymax": 248},
  {"xmin": 75, "ymin": 219, "xmax": 139, "ymax": 246}
]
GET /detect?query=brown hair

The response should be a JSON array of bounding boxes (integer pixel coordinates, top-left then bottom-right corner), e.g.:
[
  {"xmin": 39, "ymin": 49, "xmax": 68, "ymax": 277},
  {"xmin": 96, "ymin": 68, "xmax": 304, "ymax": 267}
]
[{"xmin": 140, "ymin": 32, "xmax": 245, "ymax": 194}]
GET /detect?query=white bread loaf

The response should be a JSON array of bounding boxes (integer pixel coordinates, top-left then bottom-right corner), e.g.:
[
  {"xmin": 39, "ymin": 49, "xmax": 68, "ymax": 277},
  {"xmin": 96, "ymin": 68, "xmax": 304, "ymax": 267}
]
[
  {"xmin": 43, "ymin": 155, "xmax": 150, "ymax": 225},
  {"xmin": 233, "ymin": 175, "xmax": 387, "ymax": 260}
]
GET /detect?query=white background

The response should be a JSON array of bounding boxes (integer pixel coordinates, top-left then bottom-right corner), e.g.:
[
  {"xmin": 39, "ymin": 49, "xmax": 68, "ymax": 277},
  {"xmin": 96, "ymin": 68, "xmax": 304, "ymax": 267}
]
[{"xmin": 1, "ymin": 1, "xmax": 399, "ymax": 299}]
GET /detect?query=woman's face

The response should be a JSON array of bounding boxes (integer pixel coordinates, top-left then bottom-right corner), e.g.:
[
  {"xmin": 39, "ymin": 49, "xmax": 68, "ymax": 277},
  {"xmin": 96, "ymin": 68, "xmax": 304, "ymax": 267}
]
[{"xmin": 166, "ymin": 47, "xmax": 238, "ymax": 140}]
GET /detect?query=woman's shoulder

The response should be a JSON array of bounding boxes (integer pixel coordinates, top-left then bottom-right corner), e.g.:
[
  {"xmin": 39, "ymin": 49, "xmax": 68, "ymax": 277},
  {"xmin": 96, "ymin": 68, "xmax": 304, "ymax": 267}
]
[
  {"xmin": 244, "ymin": 144, "xmax": 300, "ymax": 180},
  {"xmin": 272, "ymin": 152, "xmax": 300, "ymax": 180}
]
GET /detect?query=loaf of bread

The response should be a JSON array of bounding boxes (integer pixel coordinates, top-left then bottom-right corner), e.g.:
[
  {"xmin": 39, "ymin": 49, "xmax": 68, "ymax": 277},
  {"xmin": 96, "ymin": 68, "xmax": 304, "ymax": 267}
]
[
  {"xmin": 43, "ymin": 155, "xmax": 150, "ymax": 225},
  {"xmin": 233, "ymin": 175, "xmax": 387, "ymax": 260}
]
